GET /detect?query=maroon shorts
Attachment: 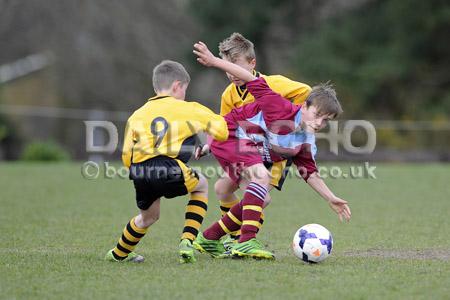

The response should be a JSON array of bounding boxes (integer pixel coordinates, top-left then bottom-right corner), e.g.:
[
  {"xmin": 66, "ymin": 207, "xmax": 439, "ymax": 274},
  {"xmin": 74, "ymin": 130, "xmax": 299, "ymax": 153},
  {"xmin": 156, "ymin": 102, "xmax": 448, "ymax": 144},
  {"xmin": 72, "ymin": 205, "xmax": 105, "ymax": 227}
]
[{"xmin": 210, "ymin": 137, "xmax": 262, "ymax": 184}]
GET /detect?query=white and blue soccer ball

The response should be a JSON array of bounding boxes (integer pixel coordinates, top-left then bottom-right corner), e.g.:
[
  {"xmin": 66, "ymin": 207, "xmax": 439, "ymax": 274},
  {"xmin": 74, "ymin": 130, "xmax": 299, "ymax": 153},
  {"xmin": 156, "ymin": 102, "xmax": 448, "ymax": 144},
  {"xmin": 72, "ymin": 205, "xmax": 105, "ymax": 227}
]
[{"xmin": 292, "ymin": 223, "xmax": 333, "ymax": 263}]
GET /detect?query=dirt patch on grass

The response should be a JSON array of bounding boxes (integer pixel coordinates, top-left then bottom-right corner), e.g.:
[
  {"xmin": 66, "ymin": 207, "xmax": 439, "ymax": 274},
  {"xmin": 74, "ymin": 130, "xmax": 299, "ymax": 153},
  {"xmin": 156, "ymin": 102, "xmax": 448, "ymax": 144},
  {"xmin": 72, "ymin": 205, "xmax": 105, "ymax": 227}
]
[{"xmin": 344, "ymin": 248, "xmax": 450, "ymax": 260}]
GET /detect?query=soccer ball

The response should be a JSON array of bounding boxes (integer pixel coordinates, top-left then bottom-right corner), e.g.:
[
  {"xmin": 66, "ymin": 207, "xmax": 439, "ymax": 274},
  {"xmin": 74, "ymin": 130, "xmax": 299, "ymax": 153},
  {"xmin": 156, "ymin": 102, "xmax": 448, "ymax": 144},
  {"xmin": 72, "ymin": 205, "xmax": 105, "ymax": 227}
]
[{"xmin": 292, "ymin": 223, "xmax": 333, "ymax": 263}]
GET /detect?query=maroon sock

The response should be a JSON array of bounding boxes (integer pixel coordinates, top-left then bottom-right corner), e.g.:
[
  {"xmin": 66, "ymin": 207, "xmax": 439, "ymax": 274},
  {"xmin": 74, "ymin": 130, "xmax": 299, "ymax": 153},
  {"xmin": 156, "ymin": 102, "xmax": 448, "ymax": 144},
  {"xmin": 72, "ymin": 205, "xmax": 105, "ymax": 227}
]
[
  {"xmin": 203, "ymin": 202, "xmax": 243, "ymax": 240},
  {"xmin": 239, "ymin": 182, "xmax": 267, "ymax": 243}
]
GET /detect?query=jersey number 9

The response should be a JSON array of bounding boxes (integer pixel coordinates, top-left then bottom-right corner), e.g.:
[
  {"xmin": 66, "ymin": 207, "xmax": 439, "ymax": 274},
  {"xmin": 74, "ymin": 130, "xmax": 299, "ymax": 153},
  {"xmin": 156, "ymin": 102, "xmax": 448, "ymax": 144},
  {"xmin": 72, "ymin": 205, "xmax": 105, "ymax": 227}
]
[{"xmin": 150, "ymin": 117, "xmax": 169, "ymax": 148}]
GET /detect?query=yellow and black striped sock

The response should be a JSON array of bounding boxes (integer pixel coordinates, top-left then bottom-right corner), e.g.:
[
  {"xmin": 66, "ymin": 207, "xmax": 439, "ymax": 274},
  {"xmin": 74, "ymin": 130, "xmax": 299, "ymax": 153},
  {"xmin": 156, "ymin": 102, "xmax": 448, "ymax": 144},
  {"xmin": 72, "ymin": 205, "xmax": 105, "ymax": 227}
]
[
  {"xmin": 112, "ymin": 217, "xmax": 148, "ymax": 260},
  {"xmin": 181, "ymin": 194, "xmax": 208, "ymax": 241},
  {"xmin": 219, "ymin": 198, "xmax": 240, "ymax": 239}
]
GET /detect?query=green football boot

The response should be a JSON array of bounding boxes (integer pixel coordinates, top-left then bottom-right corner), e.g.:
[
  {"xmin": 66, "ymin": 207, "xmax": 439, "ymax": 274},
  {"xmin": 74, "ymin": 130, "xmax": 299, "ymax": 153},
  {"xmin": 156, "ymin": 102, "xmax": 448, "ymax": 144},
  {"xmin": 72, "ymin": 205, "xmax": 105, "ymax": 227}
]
[
  {"xmin": 231, "ymin": 238, "xmax": 275, "ymax": 260},
  {"xmin": 216, "ymin": 249, "xmax": 236, "ymax": 259},
  {"xmin": 192, "ymin": 232, "xmax": 225, "ymax": 258},
  {"xmin": 178, "ymin": 239, "xmax": 197, "ymax": 264},
  {"xmin": 105, "ymin": 249, "xmax": 145, "ymax": 263},
  {"xmin": 222, "ymin": 235, "xmax": 238, "ymax": 252}
]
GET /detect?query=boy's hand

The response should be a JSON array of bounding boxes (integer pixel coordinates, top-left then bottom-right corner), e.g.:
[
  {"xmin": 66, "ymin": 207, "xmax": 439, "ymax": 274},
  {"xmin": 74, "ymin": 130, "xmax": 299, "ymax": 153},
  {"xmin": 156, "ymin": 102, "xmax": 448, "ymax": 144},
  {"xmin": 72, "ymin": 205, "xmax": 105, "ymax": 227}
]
[
  {"xmin": 328, "ymin": 196, "xmax": 351, "ymax": 222},
  {"xmin": 194, "ymin": 144, "xmax": 210, "ymax": 160},
  {"xmin": 193, "ymin": 41, "xmax": 218, "ymax": 67}
]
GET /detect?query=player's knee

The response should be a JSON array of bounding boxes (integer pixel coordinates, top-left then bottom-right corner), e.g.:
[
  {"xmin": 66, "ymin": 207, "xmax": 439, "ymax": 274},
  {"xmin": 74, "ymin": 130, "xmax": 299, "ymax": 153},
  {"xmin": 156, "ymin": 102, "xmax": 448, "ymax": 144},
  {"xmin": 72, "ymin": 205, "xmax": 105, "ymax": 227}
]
[
  {"xmin": 252, "ymin": 170, "xmax": 271, "ymax": 187},
  {"xmin": 214, "ymin": 178, "xmax": 232, "ymax": 196},
  {"xmin": 245, "ymin": 164, "xmax": 271, "ymax": 187}
]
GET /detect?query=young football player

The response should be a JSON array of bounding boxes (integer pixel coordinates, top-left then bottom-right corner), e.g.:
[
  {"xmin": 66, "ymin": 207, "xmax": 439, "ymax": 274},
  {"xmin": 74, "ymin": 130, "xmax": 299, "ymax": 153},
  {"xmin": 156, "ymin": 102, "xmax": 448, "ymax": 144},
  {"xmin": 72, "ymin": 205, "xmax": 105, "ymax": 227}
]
[
  {"xmin": 193, "ymin": 42, "xmax": 351, "ymax": 259},
  {"xmin": 105, "ymin": 60, "xmax": 228, "ymax": 264},
  {"xmin": 198, "ymin": 33, "xmax": 311, "ymax": 248}
]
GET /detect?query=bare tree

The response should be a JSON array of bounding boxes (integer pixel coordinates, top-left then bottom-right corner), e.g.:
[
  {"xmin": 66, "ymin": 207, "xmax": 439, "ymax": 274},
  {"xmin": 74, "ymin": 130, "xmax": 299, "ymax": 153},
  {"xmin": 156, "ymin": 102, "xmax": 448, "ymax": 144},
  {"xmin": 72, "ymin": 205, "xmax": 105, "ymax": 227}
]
[{"xmin": 0, "ymin": 0, "xmax": 198, "ymax": 109}]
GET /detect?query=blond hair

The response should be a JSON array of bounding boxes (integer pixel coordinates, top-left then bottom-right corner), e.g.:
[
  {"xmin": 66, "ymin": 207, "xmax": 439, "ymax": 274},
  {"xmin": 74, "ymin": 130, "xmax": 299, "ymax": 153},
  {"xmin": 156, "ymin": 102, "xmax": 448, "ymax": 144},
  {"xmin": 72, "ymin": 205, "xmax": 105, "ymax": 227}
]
[
  {"xmin": 218, "ymin": 32, "xmax": 255, "ymax": 62},
  {"xmin": 306, "ymin": 82, "xmax": 343, "ymax": 118},
  {"xmin": 152, "ymin": 60, "xmax": 190, "ymax": 92}
]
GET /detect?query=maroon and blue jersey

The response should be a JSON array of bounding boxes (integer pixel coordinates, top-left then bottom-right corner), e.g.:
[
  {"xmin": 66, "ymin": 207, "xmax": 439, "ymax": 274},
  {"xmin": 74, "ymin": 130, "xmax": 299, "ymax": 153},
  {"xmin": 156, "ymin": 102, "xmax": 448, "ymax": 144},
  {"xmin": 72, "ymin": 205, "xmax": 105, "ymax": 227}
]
[{"xmin": 223, "ymin": 77, "xmax": 318, "ymax": 180}]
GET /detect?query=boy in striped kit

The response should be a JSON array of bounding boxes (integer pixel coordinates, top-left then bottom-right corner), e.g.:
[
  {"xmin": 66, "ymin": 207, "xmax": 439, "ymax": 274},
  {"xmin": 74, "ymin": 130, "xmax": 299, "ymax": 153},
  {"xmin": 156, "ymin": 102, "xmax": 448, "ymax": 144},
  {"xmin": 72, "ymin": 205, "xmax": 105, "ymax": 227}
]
[
  {"xmin": 210, "ymin": 33, "xmax": 311, "ymax": 248},
  {"xmin": 193, "ymin": 42, "xmax": 351, "ymax": 259}
]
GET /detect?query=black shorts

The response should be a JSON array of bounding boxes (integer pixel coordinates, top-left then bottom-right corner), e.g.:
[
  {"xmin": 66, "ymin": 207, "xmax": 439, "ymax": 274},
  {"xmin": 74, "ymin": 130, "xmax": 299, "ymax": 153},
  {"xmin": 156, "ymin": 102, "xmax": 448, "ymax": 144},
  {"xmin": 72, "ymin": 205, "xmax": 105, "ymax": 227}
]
[{"xmin": 130, "ymin": 156, "xmax": 199, "ymax": 210}]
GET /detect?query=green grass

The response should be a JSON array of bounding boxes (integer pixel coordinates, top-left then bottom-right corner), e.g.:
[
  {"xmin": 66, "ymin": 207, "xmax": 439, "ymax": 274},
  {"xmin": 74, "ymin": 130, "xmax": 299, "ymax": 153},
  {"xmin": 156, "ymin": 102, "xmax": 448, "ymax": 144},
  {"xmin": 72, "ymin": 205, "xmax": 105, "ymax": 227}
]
[{"xmin": 1, "ymin": 162, "xmax": 449, "ymax": 299}]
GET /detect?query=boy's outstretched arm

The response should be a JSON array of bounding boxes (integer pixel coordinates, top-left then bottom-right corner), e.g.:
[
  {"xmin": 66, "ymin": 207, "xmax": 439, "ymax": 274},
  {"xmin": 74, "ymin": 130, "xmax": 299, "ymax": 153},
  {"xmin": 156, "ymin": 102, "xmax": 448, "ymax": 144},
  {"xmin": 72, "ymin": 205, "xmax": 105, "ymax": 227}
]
[
  {"xmin": 193, "ymin": 41, "xmax": 256, "ymax": 83},
  {"xmin": 307, "ymin": 172, "xmax": 352, "ymax": 222}
]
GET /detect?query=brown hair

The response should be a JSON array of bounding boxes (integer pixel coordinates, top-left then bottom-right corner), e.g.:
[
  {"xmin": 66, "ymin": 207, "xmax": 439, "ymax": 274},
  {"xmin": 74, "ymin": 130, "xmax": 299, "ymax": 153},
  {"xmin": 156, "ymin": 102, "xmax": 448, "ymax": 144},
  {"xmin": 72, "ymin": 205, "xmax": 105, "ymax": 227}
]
[
  {"xmin": 152, "ymin": 60, "xmax": 190, "ymax": 92},
  {"xmin": 218, "ymin": 32, "xmax": 256, "ymax": 62},
  {"xmin": 305, "ymin": 82, "xmax": 343, "ymax": 118}
]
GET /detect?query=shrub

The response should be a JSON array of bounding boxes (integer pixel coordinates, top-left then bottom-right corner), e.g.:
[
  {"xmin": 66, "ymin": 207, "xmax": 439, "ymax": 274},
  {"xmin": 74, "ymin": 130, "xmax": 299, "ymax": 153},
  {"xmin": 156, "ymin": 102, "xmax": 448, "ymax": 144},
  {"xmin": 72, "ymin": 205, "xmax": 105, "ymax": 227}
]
[{"xmin": 21, "ymin": 141, "xmax": 70, "ymax": 161}]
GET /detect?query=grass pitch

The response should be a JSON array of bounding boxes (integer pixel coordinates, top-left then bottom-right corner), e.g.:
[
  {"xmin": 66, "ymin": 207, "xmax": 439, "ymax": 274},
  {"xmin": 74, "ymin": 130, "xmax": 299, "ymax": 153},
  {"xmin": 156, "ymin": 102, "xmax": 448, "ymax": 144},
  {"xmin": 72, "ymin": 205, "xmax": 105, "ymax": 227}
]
[{"xmin": 0, "ymin": 162, "xmax": 449, "ymax": 299}]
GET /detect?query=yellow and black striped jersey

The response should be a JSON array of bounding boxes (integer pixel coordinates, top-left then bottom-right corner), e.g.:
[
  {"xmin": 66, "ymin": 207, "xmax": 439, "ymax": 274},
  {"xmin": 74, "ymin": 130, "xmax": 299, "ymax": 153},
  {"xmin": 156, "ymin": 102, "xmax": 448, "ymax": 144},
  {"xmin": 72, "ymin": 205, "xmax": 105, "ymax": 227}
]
[
  {"xmin": 220, "ymin": 72, "xmax": 311, "ymax": 116},
  {"xmin": 122, "ymin": 95, "xmax": 228, "ymax": 167}
]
